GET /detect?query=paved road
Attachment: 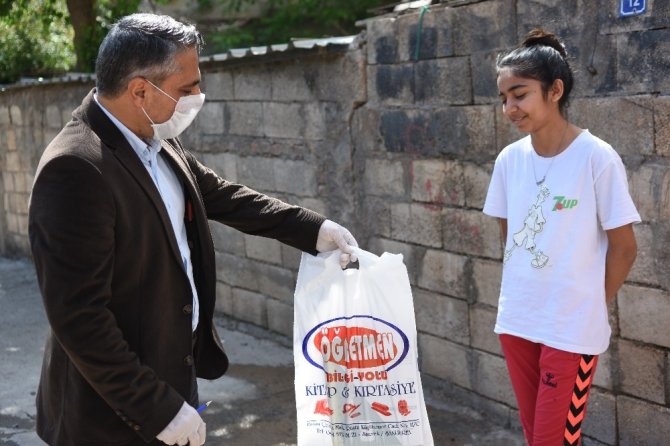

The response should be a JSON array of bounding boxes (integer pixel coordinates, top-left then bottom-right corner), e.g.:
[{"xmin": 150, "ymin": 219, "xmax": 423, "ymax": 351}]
[{"xmin": 0, "ymin": 257, "xmax": 523, "ymax": 445}]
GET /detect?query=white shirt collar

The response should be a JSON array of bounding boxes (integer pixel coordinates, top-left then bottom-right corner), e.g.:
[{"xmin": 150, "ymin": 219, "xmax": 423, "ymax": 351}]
[{"xmin": 93, "ymin": 93, "xmax": 162, "ymax": 166}]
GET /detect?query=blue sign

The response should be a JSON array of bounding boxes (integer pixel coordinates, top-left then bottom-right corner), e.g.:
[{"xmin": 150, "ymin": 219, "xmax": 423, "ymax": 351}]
[{"xmin": 620, "ymin": 0, "xmax": 647, "ymax": 17}]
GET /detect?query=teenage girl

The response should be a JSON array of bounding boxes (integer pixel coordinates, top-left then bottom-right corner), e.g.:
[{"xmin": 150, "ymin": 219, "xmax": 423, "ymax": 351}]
[{"xmin": 483, "ymin": 29, "xmax": 640, "ymax": 446}]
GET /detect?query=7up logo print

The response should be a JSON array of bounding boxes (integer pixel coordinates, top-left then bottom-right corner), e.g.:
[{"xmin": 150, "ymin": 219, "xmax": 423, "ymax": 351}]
[{"xmin": 553, "ymin": 196, "xmax": 578, "ymax": 211}]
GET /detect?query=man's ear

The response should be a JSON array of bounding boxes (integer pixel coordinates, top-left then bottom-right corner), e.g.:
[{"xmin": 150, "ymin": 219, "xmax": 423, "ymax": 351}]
[{"xmin": 127, "ymin": 77, "xmax": 148, "ymax": 108}]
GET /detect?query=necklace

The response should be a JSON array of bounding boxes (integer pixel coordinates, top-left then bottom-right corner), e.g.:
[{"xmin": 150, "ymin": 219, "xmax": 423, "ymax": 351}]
[{"xmin": 531, "ymin": 122, "xmax": 569, "ymax": 186}]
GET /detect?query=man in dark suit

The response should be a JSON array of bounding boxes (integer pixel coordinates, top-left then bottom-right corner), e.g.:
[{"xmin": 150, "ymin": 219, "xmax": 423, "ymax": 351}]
[{"xmin": 28, "ymin": 13, "xmax": 357, "ymax": 446}]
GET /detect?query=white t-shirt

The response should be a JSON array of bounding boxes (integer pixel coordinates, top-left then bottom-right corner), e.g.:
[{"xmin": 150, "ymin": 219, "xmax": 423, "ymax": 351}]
[{"xmin": 483, "ymin": 130, "xmax": 641, "ymax": 355}]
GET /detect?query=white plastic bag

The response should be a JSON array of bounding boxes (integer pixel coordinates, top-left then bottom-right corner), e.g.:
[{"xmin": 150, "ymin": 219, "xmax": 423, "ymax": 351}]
[{"xmin": 294, "ymin": 247, "xmax": 434, "ymax": 445}]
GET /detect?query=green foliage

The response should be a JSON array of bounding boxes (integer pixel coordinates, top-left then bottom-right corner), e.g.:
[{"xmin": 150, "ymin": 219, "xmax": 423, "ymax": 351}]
[
  {"xmin": 0, "ymin": 0, "xmax": 75, "ymax": 83},
  {"xmin": 0, "ymin": 0, "xmax": 385, "ymax": 81},
  {"xmin": 0, "ymin": 0, "xmax": 152, "ymax": 81},
  {"xmin": 76, "ymin": 0, "xmax": 144, "ymax": 72},
  {"xmin": 204, "ymin": 0, "xmax": 387, "ymax": 53}
]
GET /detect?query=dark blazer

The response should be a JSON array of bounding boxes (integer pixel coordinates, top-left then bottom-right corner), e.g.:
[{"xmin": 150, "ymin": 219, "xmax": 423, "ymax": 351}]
[{"xmin": 28, "ymin": 89, "xmax": 324, "ymax": 445}]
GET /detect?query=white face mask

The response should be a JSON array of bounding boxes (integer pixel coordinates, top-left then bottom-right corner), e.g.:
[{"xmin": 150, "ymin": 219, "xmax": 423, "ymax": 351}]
[{"xmin": 142, "ymin": 79, "xmax": 205, "ymax": 140}]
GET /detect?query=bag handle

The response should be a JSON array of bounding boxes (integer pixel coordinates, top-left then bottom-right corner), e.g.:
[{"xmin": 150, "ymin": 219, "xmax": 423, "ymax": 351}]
[{"xmin": 350, "ymin": 246, "xmax": 382, "ymax": 270}]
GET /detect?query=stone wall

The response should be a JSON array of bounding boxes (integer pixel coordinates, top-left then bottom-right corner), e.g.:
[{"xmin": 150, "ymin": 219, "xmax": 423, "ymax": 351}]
[
  {"xmin": 356, "ymin": 2, "xmax": 670, "ymax": 445},
  {"xmin": 1, "ymin": 1, "xmax": 669, "ymax": 444}
]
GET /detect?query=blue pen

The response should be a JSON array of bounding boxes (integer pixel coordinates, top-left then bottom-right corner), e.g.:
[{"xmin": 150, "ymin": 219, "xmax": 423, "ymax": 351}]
[{"xmin": 196, "ymin": 400, "xmax": 212, "ymax": 413}]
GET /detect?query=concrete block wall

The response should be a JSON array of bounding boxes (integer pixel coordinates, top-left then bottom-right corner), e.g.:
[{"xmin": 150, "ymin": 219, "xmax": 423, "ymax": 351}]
[
  {"xmin": 358, "ymin": 1, "xmax": 670, "ymax": 445},
  {"xmin": 1, "ymin": 1, "xmax": 669, "ymax": 443},
  {"xmin": 0, "ymin": 84, "xmax": 93, "ymax": 256},
  {"xmin": 180, "ymin": 46, "xmax": 367, "ymax": 337}
]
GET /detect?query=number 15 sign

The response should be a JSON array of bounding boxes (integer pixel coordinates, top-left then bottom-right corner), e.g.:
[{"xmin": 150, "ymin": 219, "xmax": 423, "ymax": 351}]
[{"xmin": 620, "ymin": 0, "xmax": 647, "ymax": 17}]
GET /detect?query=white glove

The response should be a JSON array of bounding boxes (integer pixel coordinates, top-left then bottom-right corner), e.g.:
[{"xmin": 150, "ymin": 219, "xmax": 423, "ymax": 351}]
[
  {"xmin": 316, "ymin": 219, "xmax": 359, "ymax": 268},
  {"xmin": 156, "ymin": 402, "xmax": 206, "ymax": 446}
]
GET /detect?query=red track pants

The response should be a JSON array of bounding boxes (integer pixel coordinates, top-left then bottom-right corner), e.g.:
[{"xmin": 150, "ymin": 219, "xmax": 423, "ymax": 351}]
[{"xmin": 499, "ymin": 334, "xmax": 598, "ymax": 446}]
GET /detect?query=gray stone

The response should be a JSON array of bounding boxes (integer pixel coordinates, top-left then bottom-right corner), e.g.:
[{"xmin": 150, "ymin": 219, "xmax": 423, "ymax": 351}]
[
  {"xmin": 61, "ymin": 109, "xmax": 73, "ymax": 127},
  {"xmin": 23, "ymin": 172, "xmax": 33, "ymax": 192},
  {"xmin": 396, "ymin": 5, "xmax": 455, "ymax": 61},
  {"xmin": 227, "ymin": 102, "xmax": 263, "ymax": 137},
  {"xmin": 414, "ymin": 288, "xmax": 469, "ymax": 344},
  {"xmin": 463, "ymin": 161, "xmax": 493, "ymax": 209},
  {"xmin": 211, "ymin": 222, "xmax": 246, "ymax": 256},
  {"xmin": 267, "ymin": 299, "xmax": 293, "ymax": 337},
  {"xmin": 653, "ymin": 96, "xmax": 670, "ymax": 157},
  {"xmin": 470, "ymin": 304, "xmax": 501, "ymax": 355},
  {"xmin": 418, "ymin": 333, "xmax": 472, "ymax": 390},
  {"xmin": 202, "ymin": 71, "xmax": 234, "ymax": 100},
  {"xmin": 197, "ymin": 101, "xmax": 225, "ymax": 134},
  {"xmin": 303, "ymin": 102, "xmax": 327, "ymax": 141},
  {"xmin": 360, "ymin": 108, "xmax": 401, "ymax": 155},
  {"xmin": 414, "ymin": 57, "xmax": 472, "ymax": 106},
  {"xmin": 618, "ymin": 395, "xmax": 670, "ymax": 446},
  {"xmin": 600, "ymin": 0, "xmax": 670, "ymax": 34},
  {"xmin": 379, "ymin": 106, "xmax": 496, "ymax": 160},
  {"xmin": 397, "ymin": 9, "xmax": 444, "ymax": 62},
  {"xmin": 616, "ymin": 29, "xmax": 670, "ymax": 95},
  {"xmin": 473, "ymin": 350, "xmax": 516, "ymax": 407},
  {"xmin": 44, "ymin": 129, "xmax": 59, "ymax": 148},
  {"xmin": 451, "ymin": 0, "xmax": 516, "ymax": 55},
  {"xmin": 2, "ymin": 173, "xmax": 13, "ymax": 191},
  {"xmin": 618, "ymin": 339, "xmax": 665, "ymax": 404},
  {"xmin": 45, "ymin": 105, "xmax": 61, "ymax": 129},
  {"xmin": 9, "ymin": 105, "xmax": 22, "ymax": 126},
  {"xmin": 231, "ymin": 288, "xmax": 267, "ymax": 327},
  {"xmin": 592, "ymin": 348, "xmax": 613, "ymax": 391},
  {"xmin": 5, "ymin": 152, "xmax": 19, "ymax": 172},
  {"xmin": 12, "ymin": 172, "xmax": 29, "ymax": 193},
  {"xmin": 366, "ymin": 17, "xmax": 398, "ymax": 65},
  {"xmin": 313, "ymin": 50, "xmax": 366, "ymax": 103},
  {"xmin": 201, "ymin": 152, "xmax": 238, "ymax": 183},
  {"xmin": 571, "ymin": 32, "xmax": 617, "ymax": 99},
  {"xmin": 18, "ymin": 214, "xmax": 29, "ymax": 236},
  {"xmin": 367, "ymin": 64, "xmax": 415, "ymax": 106},
  {"xmin": 410, "ymin": 159, "xmax": 465, "ymax": 206},
  {"xmin": 581, "ymin": 435, "xmax": 611, "ymax": 446},
  {"xmin": 271, "ymin": 63, "xmax": 314, "ymax": 102},
  {"xmin": 233, "ymin": 68, "xmax": 272, "ymax": 100},
  {"xmin": 13, "ymin": 193, "xmax": 28, "ymax": 215},
  {"xmin": 274, "ymin": 159, "xmax": 317, "ymax": 196},
  {"xmin": 294, "ymin": 197, "xmax": 326, "ymax": 217},
  {"xmin": 443, "ymin": 208, "xmax": 501, "ymax": 258},
  {"xmin": 418, "ymin": 249, "xmax": 468, "ymax": 299},
  {"xmin": 257, "ymin": 263, "xmax": 296, "ymax": 303},
  {"xmin": 215, "ymin": 281, "xmax": 233, "ymax": 315},
  {"xmin": 244, "ymin": 234, "xmax": 282, "ymax": 265},
  {"xmin": 569, "ymin": 97, "xmax": 654, "ymax": 157},
  {"xmin": 360, "ymin": 196, "xmax": 392, "ymax": 239},
  {"xmin": 237, "ymin": 156, "xmax": 275, "ymax": 191},
  {"xmin": 627, "ymin": 223, "xmax": 660, "ymax": 287},
  {"xmin": 580, "ymin": 389, "xmax": 616, "ymax": 446},
  {"xmin": 627, "ymin": 162, "xmax": 670, "ymax": 223},
  {"xmin": 472, "ymin": 259, "xmax": 502, "ymax": 307},
  {"xmin": 472, "ymin": 51, "xmax": 500, "ymax": 105},
  {"xmin": 6, "ymin": 213, "xmax": 18, "ymax": 233},
  {"xmin": 364, "ymin": 158, "xmax": 407, "ymax": 198},
  {"xmin": 215, "ymin": 252, "xmax": 259, "ymax": 292},
  {"xmin": 281, "ymin": 244, "xmax": 302, "ymax": 270},
  {"xmin": 390, "ymin": 203, "xmax": 442, "ymax": 248},
  {"xmin": 618, "ymin": 284, "xmax": 670, "ymax": 348},
  {"xmin": 263, "ymin": 102, "xmax": 303, "ymax": 139},
  {"xmin": 0, "ymin": 106, "xmax": 10, "ymax": 125}
]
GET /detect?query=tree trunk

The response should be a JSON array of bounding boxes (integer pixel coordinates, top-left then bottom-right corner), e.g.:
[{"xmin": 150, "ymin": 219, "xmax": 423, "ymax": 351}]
[{"xmin": 66, "ymin": 0, "xmax": 96, "ymax": 71}]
